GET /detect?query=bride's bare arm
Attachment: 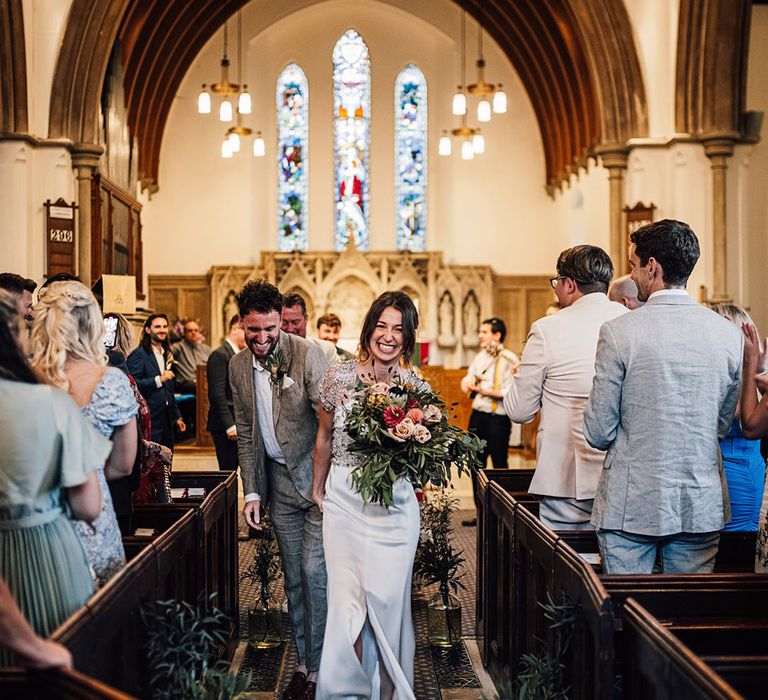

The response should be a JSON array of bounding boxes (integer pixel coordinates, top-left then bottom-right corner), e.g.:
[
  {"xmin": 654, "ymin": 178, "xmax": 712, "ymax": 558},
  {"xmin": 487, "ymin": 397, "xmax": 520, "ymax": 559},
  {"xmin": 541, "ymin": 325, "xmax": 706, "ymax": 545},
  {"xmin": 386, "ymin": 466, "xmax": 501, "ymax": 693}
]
[{"xmin": 312, "ymin": 406, "xmax": 334, "ymax": 511}]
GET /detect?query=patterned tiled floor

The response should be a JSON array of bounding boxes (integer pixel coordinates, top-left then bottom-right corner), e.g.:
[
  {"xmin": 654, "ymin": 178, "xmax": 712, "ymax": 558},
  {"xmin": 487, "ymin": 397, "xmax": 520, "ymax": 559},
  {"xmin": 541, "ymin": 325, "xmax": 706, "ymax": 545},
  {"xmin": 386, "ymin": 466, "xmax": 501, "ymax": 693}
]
[{"xmin": 236, "ymin": 509, "xmax": 486, "ymax": 698}]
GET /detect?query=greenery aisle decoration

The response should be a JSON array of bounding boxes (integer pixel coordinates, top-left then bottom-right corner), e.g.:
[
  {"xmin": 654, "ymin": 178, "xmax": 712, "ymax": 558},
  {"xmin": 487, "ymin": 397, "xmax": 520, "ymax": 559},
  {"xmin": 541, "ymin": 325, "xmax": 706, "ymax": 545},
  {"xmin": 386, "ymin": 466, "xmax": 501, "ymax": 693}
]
[
  {"xmin": 413, "ymin": 493, "xmax": 466, "ymax": 647},
  {"xmin": 515, "ymin": 592, "xmax": 577, "ymax": 699},
  {"xmin": 239, "ymin": 532, "xmax": 284, "ymax": 649},
  {"xmin": 141, "ymin": 596, "xmax": 249, "ymax": 700}
]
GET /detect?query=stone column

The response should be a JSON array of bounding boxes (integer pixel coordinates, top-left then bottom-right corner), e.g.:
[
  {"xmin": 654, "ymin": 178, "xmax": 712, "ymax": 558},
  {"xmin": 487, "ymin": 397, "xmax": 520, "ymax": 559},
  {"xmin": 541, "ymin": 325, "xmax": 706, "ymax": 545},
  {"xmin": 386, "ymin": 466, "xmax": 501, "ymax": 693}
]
[
  {"xmin": 70, "ymin": 143, "xmax": 103, "ymax": 286},
  {"xmin": 595, "ymin": 145, "xmax": 630, "ymax": 274},
  {"xmin": 701, "ymin": 132, "xmax": 737, "ymax": 304}
]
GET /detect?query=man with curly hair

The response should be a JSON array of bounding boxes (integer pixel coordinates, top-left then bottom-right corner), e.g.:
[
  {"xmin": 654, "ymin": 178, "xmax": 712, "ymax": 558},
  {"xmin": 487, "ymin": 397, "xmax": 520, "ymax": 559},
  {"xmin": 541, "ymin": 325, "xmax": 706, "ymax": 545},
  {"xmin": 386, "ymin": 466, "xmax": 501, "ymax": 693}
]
[{"xmin": 229, "ymin": 279, "xmax": 329, "ymax": 700}]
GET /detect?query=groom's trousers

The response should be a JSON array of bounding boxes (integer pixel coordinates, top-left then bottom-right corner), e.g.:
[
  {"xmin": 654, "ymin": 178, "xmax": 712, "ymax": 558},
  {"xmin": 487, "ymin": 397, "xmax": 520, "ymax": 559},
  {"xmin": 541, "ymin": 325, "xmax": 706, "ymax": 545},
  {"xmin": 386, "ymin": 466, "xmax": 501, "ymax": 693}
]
[{"xmin": 268, "ymin": 458, "xmax": 327, "ymax": 672}]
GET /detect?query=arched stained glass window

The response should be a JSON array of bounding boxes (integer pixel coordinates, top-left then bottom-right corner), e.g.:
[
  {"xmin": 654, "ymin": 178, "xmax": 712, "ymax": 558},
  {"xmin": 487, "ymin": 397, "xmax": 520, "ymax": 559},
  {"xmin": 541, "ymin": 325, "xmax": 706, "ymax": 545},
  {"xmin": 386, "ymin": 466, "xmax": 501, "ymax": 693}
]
[
  {"xmin": 333, "ymin": 29, "xmax": 370, "ymax": 251},
  {"xmin": 277, "ymin": 63, "xmax": 309, "ymax": 251},
  {"xmin": 395, "ymin": 64, "xmax": 427, "ymax": 251}
]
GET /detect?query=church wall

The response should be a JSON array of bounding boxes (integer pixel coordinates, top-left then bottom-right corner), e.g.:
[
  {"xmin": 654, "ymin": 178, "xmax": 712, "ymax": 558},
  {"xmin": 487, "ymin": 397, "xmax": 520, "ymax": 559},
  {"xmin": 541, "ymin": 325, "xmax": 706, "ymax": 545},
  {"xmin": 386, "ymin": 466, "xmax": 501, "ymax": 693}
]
[
  {"xmin": 141, "ymin": 0, "xmax": 565, "ymax": 288},
  {"xmin": 22, "ymin": 0, "xmax": 74, "ymax": 137},
  {"xmin": 623, "ymin": 0, "xmax": 679, "ymax": 137},
  {"xmin": 743, "ymin": 6, "xmax": 768, "ymax": 333},
  {"xmin": 0, "ymin": 142, "xmax": 73, "ymax": 278}
]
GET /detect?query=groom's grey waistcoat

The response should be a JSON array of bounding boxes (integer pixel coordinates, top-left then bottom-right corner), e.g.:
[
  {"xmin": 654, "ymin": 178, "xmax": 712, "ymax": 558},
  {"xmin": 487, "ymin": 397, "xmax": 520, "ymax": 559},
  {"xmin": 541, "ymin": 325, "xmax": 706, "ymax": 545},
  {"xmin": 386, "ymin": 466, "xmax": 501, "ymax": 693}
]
[
  {"xmin": 583, "ymin": 293, "xmax": 743, "ymax": 536},
  {"xmin": 229, "ymin": 331, "xmax": 329, "ymax": 503}
]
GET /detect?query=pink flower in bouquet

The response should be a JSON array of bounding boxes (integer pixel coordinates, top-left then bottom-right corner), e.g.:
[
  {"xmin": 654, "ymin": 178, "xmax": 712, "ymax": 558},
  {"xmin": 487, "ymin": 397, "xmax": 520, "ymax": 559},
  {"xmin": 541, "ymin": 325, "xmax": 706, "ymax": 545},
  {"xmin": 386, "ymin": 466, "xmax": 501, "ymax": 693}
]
[
  {"xmin": 388, "ymin": 417, "xmax": 415, "ymax": 441},
  {"xmin": 422, "ymin": 404, "xmax": 442, "ymax": 424},
  {"xmin": 369, "ymin": 382, "xmax": 391, "ymax": 396},
  {"xmin": 383, "ymin": 405, "xmax": 405, "ymax": 427},
  {"xmin": 406, "ymin": 407, "xmax": 424, "ymax": 424},
  {"xmin": 412, "ymin": 424, "xmax": 431, "ymax": 443}
]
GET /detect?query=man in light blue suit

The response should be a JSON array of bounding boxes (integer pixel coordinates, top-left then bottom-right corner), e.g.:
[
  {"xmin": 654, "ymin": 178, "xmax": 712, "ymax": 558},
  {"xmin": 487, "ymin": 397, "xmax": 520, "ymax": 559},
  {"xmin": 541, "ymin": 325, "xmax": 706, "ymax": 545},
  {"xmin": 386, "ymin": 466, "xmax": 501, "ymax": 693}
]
[{"xmin": 584, "ymin": 219, "xmax": 743, "ymax": 574}]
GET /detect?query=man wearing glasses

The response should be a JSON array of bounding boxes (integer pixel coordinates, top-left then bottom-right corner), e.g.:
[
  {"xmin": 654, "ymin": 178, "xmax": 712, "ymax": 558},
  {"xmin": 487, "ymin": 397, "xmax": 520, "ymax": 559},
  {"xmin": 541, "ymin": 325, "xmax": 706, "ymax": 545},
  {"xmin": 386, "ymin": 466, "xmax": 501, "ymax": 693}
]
[{"xmin": 504, "ymin": 246, "xmax": 628, "ymax": 530}]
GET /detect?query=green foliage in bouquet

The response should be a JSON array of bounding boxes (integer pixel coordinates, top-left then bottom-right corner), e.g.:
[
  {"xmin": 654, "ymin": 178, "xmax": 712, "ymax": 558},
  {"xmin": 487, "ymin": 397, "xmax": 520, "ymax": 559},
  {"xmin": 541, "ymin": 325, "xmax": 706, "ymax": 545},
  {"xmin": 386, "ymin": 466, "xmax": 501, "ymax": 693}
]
[
  {"xmin": 141, "ymin": 596, "xmax": 250, "ymax": 700},
  {"xmin": 344, "ymin": 376, "xmax": 486, "ymax": 506},
  {"xmin": 239, "ymin": 535, "xmax": 283, "ymax": 609}
]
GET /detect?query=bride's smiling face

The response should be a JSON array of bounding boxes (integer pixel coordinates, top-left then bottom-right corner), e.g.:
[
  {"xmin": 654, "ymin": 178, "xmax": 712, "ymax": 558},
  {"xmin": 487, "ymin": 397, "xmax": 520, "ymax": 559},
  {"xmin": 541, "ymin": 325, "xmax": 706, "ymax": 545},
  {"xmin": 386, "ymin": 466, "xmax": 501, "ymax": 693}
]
[{"xmin": 369, "ymin": 306, "xmax": 403, "ymax": 366}]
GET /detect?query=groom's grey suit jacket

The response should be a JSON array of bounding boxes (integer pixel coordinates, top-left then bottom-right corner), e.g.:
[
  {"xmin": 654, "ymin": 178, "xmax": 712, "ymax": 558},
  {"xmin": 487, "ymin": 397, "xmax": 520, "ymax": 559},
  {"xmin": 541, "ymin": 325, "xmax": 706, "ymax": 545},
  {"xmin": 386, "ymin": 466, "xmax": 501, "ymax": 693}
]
[
  {"xmin": 583, "ymin": 293, "xmax": 743, "ymax": 536},
  {"xmin": 229, "ymin": 331, "xmax": 329, "ymax": 504}
]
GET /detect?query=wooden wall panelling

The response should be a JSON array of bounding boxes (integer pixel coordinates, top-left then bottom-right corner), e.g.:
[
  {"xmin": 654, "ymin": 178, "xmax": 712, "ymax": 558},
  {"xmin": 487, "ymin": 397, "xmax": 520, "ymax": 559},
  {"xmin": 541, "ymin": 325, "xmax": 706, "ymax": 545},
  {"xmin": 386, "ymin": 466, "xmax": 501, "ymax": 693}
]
[
  {"xmin": 493, "ymin": 275, "xmax": 554, "ymax": 356},
  {"xmin": 148, "ymin": 275, "xmax": 211, "ymax": 337}
]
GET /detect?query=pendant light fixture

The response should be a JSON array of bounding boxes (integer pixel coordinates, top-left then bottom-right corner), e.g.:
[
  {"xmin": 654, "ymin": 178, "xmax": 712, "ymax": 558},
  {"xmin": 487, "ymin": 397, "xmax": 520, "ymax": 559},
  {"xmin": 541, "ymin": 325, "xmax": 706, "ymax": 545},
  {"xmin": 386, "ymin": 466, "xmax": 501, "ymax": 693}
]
[
  {"xmin": 451, "ymin": 12, "xmax": 467, "ymax": 116},
  {"xmin": 467, "ymin": 17, "xmax": 507, "ymax": 122}
]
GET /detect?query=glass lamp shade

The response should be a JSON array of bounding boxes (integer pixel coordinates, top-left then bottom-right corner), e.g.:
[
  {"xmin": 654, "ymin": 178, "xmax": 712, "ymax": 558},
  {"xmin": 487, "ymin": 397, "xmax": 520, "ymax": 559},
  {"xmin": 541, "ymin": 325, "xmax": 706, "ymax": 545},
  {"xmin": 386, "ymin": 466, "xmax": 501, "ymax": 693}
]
[
  {"xmin": 461, "ymin": 139, "xmax": 474, "ymax": 160},
  {"xmin": 221, "ymin": 139, "xmax": 233, "ymax": 158},
  {"xmin": 219, "ymin": 98, "xmax": 233, "ymax": 122},
  {"xmin": 253, "ymin": 135, "xmax": 266, "ymax": 157},
  {"xmin": 477, "ymin": 98, "xmax": 492, "ymax": 122},
  {"xmin": 238, "ymin": 90, "xmax": 252, "ymax": 115},
  {"xmin": 197, "ymin": 87, "xmax": 211, "ymax": 114},
  {"xmin": 472, "ymin": 133, "xmax": 485, "ymax": 154},
  {"xmin": 493, "ymin": 87, "xmax": 507, "ymax": 114},
  {"xmin": 438, "ymin": 134, "xmax": 452, "ymax": 156},
  {"xmin": 228, "ymin": 131, "xmax": 240, "ymax": 153},
  {"xmin": 452, "ymin": 90, "xmax": 467, "ymax": 116}
]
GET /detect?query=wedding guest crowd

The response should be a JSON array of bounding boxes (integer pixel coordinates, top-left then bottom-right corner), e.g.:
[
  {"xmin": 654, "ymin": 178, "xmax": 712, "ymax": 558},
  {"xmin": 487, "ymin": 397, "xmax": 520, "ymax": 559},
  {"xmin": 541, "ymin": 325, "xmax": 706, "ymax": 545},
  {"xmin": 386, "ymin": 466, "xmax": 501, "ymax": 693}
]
[{"xmin": 4, "ymin": 215, "xmax": 768, "ymax": 688}]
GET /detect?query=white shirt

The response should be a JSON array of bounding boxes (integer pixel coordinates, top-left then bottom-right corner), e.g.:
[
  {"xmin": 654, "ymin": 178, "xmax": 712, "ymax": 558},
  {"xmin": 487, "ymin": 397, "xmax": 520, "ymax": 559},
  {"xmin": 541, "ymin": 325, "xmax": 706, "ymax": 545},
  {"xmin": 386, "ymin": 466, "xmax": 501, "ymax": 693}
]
[
  {"xmin": 461, "ymin": 347, "xmax": 519, "ymax": 415},
  {"xmin": 648, "ymin": 288, "xmax": 689, "ymax": 300},
  {"xmin": 152, "ymin": 344, "xmax": 166, "ymax": 389},
  {"xmin": 244, "ymin": 354, "xmax": 287, "ymax": 504}
]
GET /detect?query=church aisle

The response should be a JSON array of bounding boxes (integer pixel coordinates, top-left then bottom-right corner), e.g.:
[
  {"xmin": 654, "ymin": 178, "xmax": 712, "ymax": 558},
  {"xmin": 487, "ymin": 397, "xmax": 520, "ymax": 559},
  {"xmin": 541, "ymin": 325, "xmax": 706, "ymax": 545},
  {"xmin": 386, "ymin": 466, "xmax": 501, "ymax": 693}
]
[{"xmin": 232, "ymin": 510, "xmax": 496, "ymax": 699}]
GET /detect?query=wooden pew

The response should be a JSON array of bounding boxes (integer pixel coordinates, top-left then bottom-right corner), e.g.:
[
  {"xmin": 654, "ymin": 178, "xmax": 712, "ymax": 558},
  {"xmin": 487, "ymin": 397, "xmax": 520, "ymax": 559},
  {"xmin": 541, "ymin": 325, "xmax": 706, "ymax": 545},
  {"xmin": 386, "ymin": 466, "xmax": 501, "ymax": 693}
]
[
  {"xmin": 0, "ymin": 668, "xmax": 134, "ymax": 698},
  {"xmin": 52, "ymin": 509, "xmax": 197, "ymax": 696},
  {"xmin": 621, "ymin": 598, "xmax": 744, "ymax": 699},
  {"xmin": 165, "ymin": 471, "xmax": 239, "ymax": 646}
]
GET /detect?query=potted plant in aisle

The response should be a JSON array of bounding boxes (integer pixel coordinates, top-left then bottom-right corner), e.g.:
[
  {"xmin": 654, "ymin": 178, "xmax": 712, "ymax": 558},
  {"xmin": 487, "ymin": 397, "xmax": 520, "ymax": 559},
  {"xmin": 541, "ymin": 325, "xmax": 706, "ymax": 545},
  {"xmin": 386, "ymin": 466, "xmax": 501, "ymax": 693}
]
[
  {"xmin": 413, "ymin": 493, "xmax": 466, "ymax": 647},
  {"xmin": 141, "ymin": 596, "xmax": 249, "ymax": 699},
  {"xmin": 239, "ymin": 533, "xmax": 284, "ymax": 648}
]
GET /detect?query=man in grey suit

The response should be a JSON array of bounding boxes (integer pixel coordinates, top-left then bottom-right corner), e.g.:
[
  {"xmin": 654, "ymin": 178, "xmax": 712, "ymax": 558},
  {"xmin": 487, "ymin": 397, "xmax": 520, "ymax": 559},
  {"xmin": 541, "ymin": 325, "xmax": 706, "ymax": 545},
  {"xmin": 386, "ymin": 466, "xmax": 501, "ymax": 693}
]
[
  {"xmin": 230, "ymin": 280, "xmax": 329, "ymax": 700},
  {"xmin": 584, "ymin": 219, "xmax": 743, "ymax": 574}
]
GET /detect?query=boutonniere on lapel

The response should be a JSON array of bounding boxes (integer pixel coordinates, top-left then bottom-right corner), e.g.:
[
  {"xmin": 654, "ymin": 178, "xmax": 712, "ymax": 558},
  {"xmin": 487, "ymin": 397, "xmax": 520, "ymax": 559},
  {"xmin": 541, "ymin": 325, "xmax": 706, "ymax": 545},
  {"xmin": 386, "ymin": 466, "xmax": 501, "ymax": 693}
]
[
  {"xmin": 264, "ymin": 345, "xmax": 292, "ymax": 398},
  {"xmin": 165, "ymin": 350, "xmax": 175, "ymax": 370}
]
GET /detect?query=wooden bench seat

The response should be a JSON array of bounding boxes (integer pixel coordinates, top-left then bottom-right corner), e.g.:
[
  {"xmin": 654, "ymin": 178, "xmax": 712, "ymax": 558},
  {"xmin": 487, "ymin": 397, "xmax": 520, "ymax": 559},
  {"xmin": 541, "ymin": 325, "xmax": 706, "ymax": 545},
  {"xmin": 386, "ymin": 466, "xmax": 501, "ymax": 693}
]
[{"xmin": 0, "ymin": 668, "xmax": 133, "ymax": 698}]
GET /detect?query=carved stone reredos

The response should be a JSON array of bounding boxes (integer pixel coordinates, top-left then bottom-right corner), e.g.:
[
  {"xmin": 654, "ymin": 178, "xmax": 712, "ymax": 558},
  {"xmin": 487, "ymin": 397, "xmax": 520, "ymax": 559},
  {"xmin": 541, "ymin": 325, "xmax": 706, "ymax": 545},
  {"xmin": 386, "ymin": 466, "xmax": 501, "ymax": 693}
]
[{"xmin": 209, "ymin": 248, "xmax": 493, "ymax": 368}]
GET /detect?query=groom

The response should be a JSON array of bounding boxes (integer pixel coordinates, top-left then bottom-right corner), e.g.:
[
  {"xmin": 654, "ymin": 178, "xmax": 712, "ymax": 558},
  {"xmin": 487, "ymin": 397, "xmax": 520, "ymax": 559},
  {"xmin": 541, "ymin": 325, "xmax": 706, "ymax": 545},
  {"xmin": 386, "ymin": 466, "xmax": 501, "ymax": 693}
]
[{"xmin": 230, "ymin": 279, "xmax": 329, "ymax": 700}]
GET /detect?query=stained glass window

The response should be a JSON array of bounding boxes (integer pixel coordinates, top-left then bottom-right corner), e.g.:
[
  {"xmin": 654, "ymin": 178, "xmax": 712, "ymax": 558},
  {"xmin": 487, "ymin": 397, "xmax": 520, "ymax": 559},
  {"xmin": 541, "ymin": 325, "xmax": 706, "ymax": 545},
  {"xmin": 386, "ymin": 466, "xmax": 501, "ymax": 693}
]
[
  {"xmin": 395, "ymin": 64, "xmax": 427, "ymax": 251},
  {"xmin": 277, "ymin": 63, "xmax": 309, "ymax": 251},
  {"xmin": 333, "ymin": 29, "xmax": 370, "ymax": 251}
]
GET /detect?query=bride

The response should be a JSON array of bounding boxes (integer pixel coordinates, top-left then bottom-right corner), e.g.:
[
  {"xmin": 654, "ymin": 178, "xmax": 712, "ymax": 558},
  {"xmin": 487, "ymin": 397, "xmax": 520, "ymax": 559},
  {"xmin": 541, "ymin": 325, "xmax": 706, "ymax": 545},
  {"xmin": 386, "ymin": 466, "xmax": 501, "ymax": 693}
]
[{"xmin": 312, "ymin": 290, "xmax": 422, "ymax": 700}]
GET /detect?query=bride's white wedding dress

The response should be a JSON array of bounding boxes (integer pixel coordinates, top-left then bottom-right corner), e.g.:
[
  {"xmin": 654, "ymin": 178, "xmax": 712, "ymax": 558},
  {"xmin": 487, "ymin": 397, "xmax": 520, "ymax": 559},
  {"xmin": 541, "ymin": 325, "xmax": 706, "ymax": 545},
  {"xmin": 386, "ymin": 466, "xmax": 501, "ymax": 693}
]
[{"xmin": 316, "ymin": 361, "xmax": 420, "ymax": 700}]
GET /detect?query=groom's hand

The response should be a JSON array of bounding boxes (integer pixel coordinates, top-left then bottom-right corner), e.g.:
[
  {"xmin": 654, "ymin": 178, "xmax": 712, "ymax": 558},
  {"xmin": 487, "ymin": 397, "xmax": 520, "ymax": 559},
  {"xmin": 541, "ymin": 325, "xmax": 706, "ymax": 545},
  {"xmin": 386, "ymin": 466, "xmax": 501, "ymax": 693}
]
[{"xmin": 243, "ymin": 500, "xmax": 262, "ymax": 530}]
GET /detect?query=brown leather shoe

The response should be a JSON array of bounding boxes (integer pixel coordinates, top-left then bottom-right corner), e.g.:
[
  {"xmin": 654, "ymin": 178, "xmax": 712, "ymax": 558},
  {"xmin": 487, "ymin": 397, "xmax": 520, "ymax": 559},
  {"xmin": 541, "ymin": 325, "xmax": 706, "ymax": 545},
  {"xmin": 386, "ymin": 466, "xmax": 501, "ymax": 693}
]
[
  {"xmin": 303, "ymin": 681, "xmax": 316, "ymax": 700},
  {"xmin": 282, "ymin": 671, "xmax": 307, "ymax": 700}
]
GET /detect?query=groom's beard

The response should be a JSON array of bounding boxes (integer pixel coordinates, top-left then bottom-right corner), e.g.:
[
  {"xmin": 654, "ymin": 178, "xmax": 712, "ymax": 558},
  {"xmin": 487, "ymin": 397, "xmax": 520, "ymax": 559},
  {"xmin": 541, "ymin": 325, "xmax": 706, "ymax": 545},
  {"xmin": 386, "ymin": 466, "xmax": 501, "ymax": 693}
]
[{"xmin": 247, "ymin": 335, "xmax": 278, "ymax": 361}]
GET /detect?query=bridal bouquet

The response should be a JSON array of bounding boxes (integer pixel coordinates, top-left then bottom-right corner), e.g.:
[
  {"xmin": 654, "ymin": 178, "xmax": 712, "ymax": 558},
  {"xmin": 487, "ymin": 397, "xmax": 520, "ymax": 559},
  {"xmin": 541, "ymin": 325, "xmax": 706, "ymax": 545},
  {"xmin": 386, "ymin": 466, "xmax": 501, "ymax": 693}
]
[{"xmin": 344, "ymin": 376, "xmax": 485, "ymax": 507}]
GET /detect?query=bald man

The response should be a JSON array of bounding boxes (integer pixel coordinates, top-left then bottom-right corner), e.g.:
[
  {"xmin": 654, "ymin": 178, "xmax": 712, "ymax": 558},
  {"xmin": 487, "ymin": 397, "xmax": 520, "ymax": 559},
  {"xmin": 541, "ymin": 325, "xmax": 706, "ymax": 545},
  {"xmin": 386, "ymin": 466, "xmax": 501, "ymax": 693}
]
[{"xmin": 608, "ymin": 275, "xmax": 644, "ymax": 310}]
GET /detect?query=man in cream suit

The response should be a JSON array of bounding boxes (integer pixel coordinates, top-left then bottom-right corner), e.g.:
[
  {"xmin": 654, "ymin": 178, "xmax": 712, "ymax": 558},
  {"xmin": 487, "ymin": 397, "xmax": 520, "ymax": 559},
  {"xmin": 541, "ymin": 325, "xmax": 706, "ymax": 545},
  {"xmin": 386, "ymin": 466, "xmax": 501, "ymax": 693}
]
[
  {"xmin": 504, "ymin": 245, "xmax": 628, "ymax": 529},
  {"xmin": 584, "ymin": 220, "xmax": 743, "ymax": 574},
  {"xmin": 230, "ymin": 280, "xmax": 329, "ymax": 700}
]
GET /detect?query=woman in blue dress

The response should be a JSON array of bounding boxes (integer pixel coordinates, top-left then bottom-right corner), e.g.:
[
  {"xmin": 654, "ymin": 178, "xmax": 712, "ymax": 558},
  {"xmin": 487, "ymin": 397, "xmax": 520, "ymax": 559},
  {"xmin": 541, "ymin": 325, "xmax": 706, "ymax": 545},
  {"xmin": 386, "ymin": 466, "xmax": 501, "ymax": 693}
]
[
  {"xmin": 712, "ymin": 303, "xmax": 765, "ymax": 531},
  {"xmin": 30, "ymin": 281, "xmax": 138, "ymax": 586}
]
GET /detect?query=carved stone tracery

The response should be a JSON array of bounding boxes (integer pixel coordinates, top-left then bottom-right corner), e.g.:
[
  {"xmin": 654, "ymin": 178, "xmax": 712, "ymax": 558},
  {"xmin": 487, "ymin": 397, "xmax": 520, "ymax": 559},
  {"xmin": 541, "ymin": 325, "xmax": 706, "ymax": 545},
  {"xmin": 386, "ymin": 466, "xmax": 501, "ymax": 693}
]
[{"xmin": 209, "ymin": 249, "xmax": 493, "ymax": 367}]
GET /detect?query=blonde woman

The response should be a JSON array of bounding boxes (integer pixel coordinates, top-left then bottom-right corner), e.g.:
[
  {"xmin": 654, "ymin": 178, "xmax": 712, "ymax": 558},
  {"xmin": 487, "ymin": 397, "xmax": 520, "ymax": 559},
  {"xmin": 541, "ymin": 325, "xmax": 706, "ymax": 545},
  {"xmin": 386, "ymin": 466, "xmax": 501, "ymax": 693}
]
[{"xmin": 30, "ymin": 281, "xmax": 138, "ymax": 586}]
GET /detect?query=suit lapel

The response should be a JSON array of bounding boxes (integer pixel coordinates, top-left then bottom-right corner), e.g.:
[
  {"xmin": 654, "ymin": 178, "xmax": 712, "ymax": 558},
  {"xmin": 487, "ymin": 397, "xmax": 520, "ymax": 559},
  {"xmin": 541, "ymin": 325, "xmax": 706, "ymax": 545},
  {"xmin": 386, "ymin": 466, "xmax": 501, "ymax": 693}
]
[
  {"xmin": 271, "ymin": 333, "xmax": 292, "ymax": 426},
  {"xmin": 147, "ymin": 346, "xmax": 161, "ymax": 374}
]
